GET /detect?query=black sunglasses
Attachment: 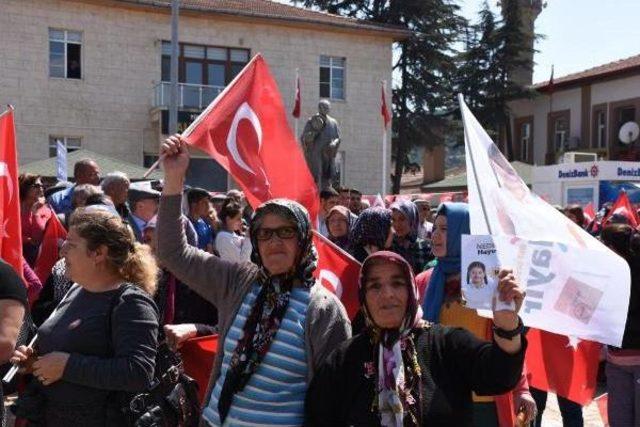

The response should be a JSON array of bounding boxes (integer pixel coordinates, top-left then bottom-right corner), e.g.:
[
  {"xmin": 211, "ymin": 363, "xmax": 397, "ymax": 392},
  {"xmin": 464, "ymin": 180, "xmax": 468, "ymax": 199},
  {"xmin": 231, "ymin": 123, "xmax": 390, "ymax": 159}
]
[{"xmin": 255, "ymin": 226, "xmax": 298, "ymax": 241}]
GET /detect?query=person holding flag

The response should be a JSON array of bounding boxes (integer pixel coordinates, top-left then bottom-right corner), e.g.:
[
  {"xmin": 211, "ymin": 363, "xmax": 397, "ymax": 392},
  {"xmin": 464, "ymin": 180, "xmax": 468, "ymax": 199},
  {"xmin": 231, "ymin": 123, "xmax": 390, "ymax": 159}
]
[
  {"xmin": 18, "ymin": 173, "xmax": 52, "ymax": 266},
  {"xmin": 156, "ymin": 135, "xmax": 350, "ymax": 426}
]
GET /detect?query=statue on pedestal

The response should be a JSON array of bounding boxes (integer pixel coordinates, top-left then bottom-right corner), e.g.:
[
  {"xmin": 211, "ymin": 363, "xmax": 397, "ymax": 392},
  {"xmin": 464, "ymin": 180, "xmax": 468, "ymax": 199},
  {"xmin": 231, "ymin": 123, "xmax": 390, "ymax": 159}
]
[{"xmin": 301, "ymin": 100, "xmax": 341, "ymax": 190}]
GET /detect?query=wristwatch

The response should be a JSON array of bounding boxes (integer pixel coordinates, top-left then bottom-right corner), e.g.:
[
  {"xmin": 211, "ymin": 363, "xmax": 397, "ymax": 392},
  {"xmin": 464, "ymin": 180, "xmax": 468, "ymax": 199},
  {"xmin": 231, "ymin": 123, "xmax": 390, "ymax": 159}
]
[{"xmin": 492, "ymin": 316, "xmax": 524, "ymax": 340}]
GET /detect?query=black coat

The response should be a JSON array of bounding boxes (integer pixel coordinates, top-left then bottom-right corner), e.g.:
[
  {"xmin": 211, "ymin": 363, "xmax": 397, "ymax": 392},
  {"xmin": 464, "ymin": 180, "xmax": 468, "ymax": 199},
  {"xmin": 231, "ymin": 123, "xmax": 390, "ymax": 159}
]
[{"xmin": 305, "ymin": 324, "xmax": 526, "ymax": 427}]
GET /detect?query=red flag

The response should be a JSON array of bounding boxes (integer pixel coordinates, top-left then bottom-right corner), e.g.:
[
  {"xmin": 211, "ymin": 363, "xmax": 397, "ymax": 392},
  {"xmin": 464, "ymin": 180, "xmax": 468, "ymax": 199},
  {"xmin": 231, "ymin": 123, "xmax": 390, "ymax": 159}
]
[
  {"xmin": 292, "ymin": 72, "xmax": 301, "ymax": 119},
  {"xmin": 34, "ymin": 209, "xmax": 67, "ymax": 283},
  {"xmin": 604, "ymin": 191, "xmax": 638, "ymax": 227},
  {"xmin": 595, "ymin": 393, "xmax": 609, "ymax": 426},
  {"xmin": 0, "ymin": 108, "xmax": 23, "ymax": 275},
  {"xmin": 180, "ymin": 334, "xmax": 218, "ymax": 403},
  {"xmin": 312, "ymin": 231, "xmax": 361, "ymax": 320},
  {"xmin": 583, "ymin": 202, "xmax": 596, "ymax": 224},
  {"xmin": 184, "ymin": 55, "xmax": 319, "ymax": 221},
  {"xmin": 525, "ymin": 328, "xmax": 601, "ymax": 405},
  {"xmin": 381, "ymin": 82, "xmax": 391, "ymax": 129}
]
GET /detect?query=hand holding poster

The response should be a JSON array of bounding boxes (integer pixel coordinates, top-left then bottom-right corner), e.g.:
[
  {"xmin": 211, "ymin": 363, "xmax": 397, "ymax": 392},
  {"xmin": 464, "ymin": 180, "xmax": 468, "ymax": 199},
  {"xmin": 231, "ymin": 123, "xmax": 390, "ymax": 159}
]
[
  {"xmin": 459, "ymin": 94, "xmax": 630, "ymax": 346},
  {"xmin": 460, "ymin": 235, "xmax": 514, "ymax": 311}
]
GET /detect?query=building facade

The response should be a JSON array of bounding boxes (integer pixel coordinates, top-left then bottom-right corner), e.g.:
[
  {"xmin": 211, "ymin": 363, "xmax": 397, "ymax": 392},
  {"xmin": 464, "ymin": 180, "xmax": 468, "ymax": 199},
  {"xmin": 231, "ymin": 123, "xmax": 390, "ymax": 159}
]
[
  {"xmin": 0, "ymin": 0, "xmax": 405, "ymax": 192},
  {"xmin": 508, "ymin": 54, "xmax": 640, "ymax": 166}
]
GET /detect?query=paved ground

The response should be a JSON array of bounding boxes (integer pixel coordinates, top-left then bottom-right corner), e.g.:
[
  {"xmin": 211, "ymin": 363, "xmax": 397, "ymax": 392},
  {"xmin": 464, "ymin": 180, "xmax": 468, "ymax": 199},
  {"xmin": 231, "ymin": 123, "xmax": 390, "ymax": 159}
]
[{"xmin": 542, "ymin": 392, "xmax": 605, "ymax": 426}]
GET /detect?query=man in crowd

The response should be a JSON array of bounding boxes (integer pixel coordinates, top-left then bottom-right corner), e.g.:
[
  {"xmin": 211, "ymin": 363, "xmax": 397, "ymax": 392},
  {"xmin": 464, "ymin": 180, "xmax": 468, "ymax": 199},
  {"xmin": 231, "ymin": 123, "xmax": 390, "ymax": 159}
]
[
  {"xmin": 349, "ymin": 188, "xmax": 363, "ymax": 215},
  {"xmin": 187, "ymin": 187, "xmax": 215, "ymax": 252},
  {"xmin": 48, "ymin": 158, "xmax": 101, "ymax": 216},
  {"xmin": 318, "ymin": 187, "xmax": 339, "ymax": 237},
  {"xmin": 414, "ymin": 198, "xmax": 434, "ymax": 240},
  {"xmin": 127, "ymin": 185, "xmax": 160, "ymax": 242},
  {"xmin": 101, "ymin": 171, "xmax": 130, "ymax": 219},
  {"xmin": 338, "ymin": 187, "xmax": 351, "ymax": 208}
]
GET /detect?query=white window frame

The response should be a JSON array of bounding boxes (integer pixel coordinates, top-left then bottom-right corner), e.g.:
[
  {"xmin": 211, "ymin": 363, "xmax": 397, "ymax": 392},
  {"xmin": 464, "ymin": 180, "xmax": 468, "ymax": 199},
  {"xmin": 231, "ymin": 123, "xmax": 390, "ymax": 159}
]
[
  {"xmin": 520, "ymin": 122, "xmax": 531, "ymax": 162},
  {"xmin": 596, "ymin": 110, "xmax": 607, "ymax": 149},
  {"xmin": 319, "ymin": 55, "xmax": 345, "ymax": 100},
  {"xmin": 49, "ymin": 28, "xmax": 82, "ymax": 79},
  {"xmin": 49, "ymin": 136, "xmax": 81, "ymax": 157},
  {"xmin": 554, "ymin": 118, "xmax": 568, "ymax": 151}
]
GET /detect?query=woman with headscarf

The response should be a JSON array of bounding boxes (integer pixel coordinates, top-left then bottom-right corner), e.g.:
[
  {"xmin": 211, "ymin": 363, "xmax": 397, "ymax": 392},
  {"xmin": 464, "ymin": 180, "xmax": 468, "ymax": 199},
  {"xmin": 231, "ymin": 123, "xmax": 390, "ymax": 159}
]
[
  {"xmin": 156, "ymin": 135, "xmax": 351, "ymax": 426},
  {"xmin": 305, "ymin": 251, "xmax": 527, "ymax": 426},
  {"xmin": 349, "ymin": 206, "xmax": 393, "ymax": 263},
  {"xmin": 325, "ymin": 205, "xmax": 354, "ymax": 252},
  {"xmin": 415, "ymin": 203, "xmax": 536, "ymax": 426},
  {"xmin": 390, "ymin": 200, "xmax": 433, "ymax": 274}
]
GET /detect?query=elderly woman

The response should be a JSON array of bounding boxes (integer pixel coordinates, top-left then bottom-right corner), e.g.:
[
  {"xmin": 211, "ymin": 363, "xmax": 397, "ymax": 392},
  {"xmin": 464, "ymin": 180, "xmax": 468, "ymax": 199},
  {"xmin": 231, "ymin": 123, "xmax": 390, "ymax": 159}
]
[
  {"xmin": 417, "ymin": 203, "xmax": 536, "ymax": 426},
  {"xmin": 325, "ymin": 205, "xmax": 353, "ymax": 252},
  {"xmin": 156, "ymin": 135, "xmax": 350, "ymax": 426},
  {"xmin": 11, "ymin": 207, "xmax": 159, "ymax": 426},
  {"xmin": 390, "ymin": 200, "xmax": 433, "ymax": 274},
  {"xmin": 305, "ymin": 251, "xmax": 527, "ymax": 426},
  {"xmin": 349, "ymin": 206, "xmax": 393, "ymax": 263}
]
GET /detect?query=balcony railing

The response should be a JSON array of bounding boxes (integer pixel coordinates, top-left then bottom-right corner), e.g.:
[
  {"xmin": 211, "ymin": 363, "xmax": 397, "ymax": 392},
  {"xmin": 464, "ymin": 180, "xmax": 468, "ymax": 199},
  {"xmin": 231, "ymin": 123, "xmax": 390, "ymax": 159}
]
[{"xmin": 153, "ymin": 82, "xmax": 224, "ymax": 110}]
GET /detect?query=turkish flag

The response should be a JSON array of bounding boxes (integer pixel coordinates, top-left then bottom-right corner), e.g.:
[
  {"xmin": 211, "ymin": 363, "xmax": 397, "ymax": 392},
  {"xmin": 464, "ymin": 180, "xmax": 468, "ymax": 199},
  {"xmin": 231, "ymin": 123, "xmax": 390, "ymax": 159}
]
[
  {"xmin": 292, "ymin": 73, "xmax": 301, "ymax": 119},
  {"xmin": 583, "ymin": 202, "xmax": 596, "ymax": 224},
  {"xmin": 34, "ymin": 210, "xmax": 67, "ymax": 283},
  {"xmin": 603, "ymin": 191, "xmax": 638, "ymax": 227},
  {"xmin": 183, "ymin": 54, "xmax": 319, "ymax": 221},
  {"xmin": 525, "ymin": 328, "xmax": 602, "ymax": 405},
  {"xmin": 381, "ymin": 82, "xmax": 391, "ymax": 129},
  {"xmin": 0, "ymin": 108, "xmax": 23, "ymax": 276},
  {"xmin": 312, "ymin": 231, "xmax": 361, "ymax": 320},
  {"xmin": 180, "ymin": 334, "xmax": 218, "ymax": 403}
]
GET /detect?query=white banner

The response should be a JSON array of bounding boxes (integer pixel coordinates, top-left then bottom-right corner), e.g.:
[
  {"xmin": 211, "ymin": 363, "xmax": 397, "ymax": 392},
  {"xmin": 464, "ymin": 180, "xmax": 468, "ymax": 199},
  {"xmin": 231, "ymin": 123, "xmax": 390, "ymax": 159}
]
[
  {"xmin": 459, "ymin": 94, "xmax": 630, "ymax": 346},
  {"xmin": 56, "ymin": 139, "xmax": 67, "ymax": 182}
]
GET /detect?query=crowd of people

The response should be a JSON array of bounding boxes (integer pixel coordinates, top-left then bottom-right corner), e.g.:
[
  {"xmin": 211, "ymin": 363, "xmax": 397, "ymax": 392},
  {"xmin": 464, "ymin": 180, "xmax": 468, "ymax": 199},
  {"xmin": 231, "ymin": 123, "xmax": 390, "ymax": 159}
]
[{"xmin": 0, "ymin": 134, "xmax": 637, "ymax": 427}]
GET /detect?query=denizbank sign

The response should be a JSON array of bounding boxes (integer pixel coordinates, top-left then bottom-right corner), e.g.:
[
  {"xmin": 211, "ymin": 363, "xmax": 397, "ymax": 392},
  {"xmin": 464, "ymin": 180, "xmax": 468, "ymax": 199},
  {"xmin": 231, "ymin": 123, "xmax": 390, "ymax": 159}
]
[
  {"xmin": 618, "ymin": 167, "xmax": 640, "ymax": 177},
  {"xmin": 558, "ymin": 168, "xmax": 588, "ymax": 178}
]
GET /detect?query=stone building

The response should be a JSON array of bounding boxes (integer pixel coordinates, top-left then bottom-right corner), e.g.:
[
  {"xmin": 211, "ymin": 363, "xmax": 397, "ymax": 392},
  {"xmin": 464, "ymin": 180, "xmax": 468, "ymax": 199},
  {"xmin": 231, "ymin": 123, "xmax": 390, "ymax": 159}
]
[{"xmin": 0, "ymin": 0, "xmax": 407, "ymax": 192}]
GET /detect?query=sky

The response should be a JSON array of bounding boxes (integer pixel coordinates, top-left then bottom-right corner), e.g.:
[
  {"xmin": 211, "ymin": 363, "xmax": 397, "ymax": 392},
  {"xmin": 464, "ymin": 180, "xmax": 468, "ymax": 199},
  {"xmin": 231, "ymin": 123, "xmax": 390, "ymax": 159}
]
[
  {"xmin": 278, "ymin": 1, "xmax": 640, "ymax": 84},
  {"xmin": 460, "ymin": 0, "xmax": 640, "ymax": 84}
]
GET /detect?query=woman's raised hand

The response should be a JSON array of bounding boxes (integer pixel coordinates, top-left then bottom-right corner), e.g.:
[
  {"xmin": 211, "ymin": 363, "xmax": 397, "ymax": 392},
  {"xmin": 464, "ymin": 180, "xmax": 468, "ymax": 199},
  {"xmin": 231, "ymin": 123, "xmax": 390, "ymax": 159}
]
[{"xmin": 161, "ymin": 134, "xmax": 190, "ymax": 193}]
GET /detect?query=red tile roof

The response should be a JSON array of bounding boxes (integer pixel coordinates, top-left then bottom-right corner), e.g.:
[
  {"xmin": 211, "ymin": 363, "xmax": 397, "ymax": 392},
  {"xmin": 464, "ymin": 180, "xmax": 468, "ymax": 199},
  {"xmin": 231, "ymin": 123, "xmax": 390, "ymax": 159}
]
[
  {"xmin": 117, "ymin": 0, "xmax": 410, "ymax": 38},
  {"xmin": 535, "ymin": 53, "xmax": 640, "ymax": 92}
]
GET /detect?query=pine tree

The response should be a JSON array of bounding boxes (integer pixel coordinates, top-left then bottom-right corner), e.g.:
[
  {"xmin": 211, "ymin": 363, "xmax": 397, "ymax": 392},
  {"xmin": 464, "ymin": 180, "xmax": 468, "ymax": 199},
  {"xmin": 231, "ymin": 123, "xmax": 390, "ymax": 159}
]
[{"xmin": 295, "ymin": 0, "xmax": 465, "ymax": 193}]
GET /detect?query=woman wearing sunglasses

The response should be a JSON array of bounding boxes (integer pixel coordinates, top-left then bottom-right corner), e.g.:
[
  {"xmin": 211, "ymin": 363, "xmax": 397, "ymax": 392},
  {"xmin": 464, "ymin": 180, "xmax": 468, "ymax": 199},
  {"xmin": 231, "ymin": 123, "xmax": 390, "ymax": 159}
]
[{"xmin": 156, "ymin": 135, "xmax": 351, "ymax": 426}]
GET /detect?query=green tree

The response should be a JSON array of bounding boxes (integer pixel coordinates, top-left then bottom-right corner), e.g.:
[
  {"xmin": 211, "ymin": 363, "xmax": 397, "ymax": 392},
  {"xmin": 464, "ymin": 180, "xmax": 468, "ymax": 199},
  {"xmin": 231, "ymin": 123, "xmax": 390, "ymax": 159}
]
[{"xmin": 294, "ymin": 0, "xmax": 465, "ymax": 193}]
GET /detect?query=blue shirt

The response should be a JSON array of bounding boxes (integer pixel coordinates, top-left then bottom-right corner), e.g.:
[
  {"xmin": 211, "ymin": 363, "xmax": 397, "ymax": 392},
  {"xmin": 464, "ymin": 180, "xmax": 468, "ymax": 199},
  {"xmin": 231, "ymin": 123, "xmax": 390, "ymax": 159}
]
[
  {"xmin": 191, "ymin": 217, "xmax": 213, "ymax": 250},
  {"xmin": 47, "ymin": 186, "xmax": 74, "ymax": 217},
  {"xmin": 202, "ymin": 284, "xmax": 309, "ymax": 426}
]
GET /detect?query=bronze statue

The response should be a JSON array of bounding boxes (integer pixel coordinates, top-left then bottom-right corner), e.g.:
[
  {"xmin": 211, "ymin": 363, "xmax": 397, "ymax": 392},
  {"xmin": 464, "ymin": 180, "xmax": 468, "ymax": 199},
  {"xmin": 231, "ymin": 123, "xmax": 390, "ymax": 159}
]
[{"xmin": 301, "ymin": 100, "xmax": 341, "ymax": 189}]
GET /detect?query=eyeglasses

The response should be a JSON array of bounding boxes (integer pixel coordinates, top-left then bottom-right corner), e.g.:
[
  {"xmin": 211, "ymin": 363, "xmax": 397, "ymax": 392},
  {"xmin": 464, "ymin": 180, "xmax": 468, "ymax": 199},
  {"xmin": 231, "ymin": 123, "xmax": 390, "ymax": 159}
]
[
  {"xmin": 32, "ymin": 183, "xmax": 44, "ymax": 189},
  {"xmin": 255, "ymin": 226, "xmax": 298, "ymax": 241}
]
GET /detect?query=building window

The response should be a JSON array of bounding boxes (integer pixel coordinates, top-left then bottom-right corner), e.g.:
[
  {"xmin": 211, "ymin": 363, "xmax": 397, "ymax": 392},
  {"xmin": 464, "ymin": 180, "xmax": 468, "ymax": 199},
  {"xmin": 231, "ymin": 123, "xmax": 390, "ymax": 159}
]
[
  {"xmin": 49, "ymin": 29, "xmax": 82, "ymax": 79},
  {"xmin": 553, "ymin": 117, "xmax": 568, "ymax": 151},
  {"xmin": 614, "ymin": 106, "xmax": 636, "ymax": 145},
  {"xmin": 592, "ymin": 105, "xmax": 607, "ymax": 149},
  {"xmin": 161, "ymin": 42, "xmax": 249, "ymax": 86},
  {"xmin": 49, "ymin": 136, "xmax": 81, "ymax": 157},
  {"xmin": 520, "ymin": 123, "xmax": 531, "ymax": 162},
  {"xmin": 319, "ymin": 55, "xmax": 345, "ymax": 100}
]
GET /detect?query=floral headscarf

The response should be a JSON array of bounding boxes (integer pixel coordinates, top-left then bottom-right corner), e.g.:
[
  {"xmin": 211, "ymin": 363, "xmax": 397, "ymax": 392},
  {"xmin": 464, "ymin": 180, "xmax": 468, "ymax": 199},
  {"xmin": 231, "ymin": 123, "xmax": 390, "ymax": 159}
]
[
  {"xmin": 390, "ymin": 200, "xmax": 420, "ymax": 241},
  {"xmin": 350, "ymin": 206, "xmax": 392, "ymax": 249},
  {"xmin": 359, "ymin": 251, "xmax": 424, "ymax": 427},
  {"xmin": 218, "ymin": 199, "xmax": 317, "ymax": 422}
]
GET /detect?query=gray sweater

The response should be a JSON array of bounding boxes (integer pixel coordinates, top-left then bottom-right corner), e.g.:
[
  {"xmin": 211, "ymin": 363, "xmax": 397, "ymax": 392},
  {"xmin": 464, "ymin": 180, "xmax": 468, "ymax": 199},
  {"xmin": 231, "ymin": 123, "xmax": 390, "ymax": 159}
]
[{"xmin": 157, "ymin": 195, "xmax": 351, "ymax": 413}]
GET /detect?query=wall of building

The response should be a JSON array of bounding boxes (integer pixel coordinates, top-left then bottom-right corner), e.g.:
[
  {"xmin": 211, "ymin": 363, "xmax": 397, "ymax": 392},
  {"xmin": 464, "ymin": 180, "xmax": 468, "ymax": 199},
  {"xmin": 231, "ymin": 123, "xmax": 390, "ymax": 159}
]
[{"xmin": 0, "ymin": 0, "xmax": 393, "ymax": 193}]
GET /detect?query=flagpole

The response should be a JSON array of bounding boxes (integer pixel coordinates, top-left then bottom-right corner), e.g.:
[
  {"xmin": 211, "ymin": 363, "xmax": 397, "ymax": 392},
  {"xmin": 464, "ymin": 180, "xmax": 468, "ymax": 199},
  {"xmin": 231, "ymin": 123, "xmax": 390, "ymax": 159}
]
[
  {"xmin": 294, "ymin": 68, "xmax": 300, "ymax": 139},
  {"xmin": 458, "ymin": 94, "xmax": 493, "ymax": 234},
  {"xmin": 381, "ymin": 80, "xmax": 388, "ymax": 196}
]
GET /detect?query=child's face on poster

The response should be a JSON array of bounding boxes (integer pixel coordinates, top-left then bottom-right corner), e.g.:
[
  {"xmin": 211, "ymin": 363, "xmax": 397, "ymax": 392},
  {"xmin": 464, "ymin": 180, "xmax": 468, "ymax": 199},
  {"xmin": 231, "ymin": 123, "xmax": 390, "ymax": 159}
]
[{"xmin": 470, "ymin": 266, "xmax": 485, "ymax": 285}]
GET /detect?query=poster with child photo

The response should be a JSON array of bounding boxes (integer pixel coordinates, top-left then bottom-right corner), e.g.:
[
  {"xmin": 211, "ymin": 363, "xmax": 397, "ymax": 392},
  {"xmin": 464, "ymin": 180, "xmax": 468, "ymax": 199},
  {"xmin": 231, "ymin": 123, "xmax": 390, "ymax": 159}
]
[{"xmin": 461, "ymin": 235, "xmax": 515, "ymax": 311}]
